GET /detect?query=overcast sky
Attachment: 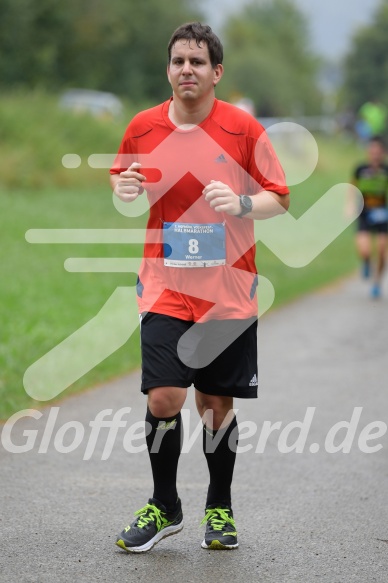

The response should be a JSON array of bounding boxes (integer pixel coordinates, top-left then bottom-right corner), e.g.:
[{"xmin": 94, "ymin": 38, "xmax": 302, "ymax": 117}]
[{"xmin": 200, "ymin": 0, "xmax": 380, "ymax": 60}]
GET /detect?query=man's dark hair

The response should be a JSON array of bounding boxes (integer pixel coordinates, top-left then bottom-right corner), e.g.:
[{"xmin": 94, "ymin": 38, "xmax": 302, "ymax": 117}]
[
  {"xmin": 167, "ymin": 22, "xmax": 223, "ymax": 68},
  {"xmin": 369, "ymin": 135, "xmax": 386, "ymax": 149}
]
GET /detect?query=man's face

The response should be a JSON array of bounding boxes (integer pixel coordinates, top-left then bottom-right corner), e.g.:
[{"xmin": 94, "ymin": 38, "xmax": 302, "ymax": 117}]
[
  {"xmin": 167, "ymin": 39, "xmax": 223, "ymax": 103},
  {"xmin": 368, "ymin": 142, "xmax": 385, "ymax": 166}
]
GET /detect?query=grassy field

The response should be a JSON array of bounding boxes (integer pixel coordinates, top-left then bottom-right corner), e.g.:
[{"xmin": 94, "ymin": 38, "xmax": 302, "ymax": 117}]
[{"xmin": 0, "ymin": 93, "xmax": 363, "ymax": 419}]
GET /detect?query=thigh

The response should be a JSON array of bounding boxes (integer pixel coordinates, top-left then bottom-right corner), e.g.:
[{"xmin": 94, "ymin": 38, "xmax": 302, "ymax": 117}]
[
  {"xmin": 140, "ymin": 312, "xmax": 196, "ymax": 393},
  {"xmin": 193, "ymin": 317, "xmax": 258, "ymax": 399}
]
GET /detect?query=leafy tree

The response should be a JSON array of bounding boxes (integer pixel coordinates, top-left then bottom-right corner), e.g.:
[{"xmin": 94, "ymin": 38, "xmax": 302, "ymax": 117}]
[
  {"xmin": 218, "ymin": 0, "xmax": 322, "ymax": 116},
  {"xmin": 343, "ymin": 0, "xmax": 388, "ymax": 111},
  {"xmin": 0, "ymin": 0, "xmax": 202, "ymax": 102},
  {"xmin": 0, "ymin": 0, "xmax": 321, "ymax": 114}
]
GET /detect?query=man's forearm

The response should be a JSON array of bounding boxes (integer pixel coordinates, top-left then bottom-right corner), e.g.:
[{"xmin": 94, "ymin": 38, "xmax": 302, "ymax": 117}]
[{"xmin": 243, "ymin": 191, "xmax": 290, "ymax": 220}]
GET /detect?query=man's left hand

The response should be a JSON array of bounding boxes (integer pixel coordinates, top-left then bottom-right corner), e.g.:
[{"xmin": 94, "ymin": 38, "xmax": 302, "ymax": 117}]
[{"xmin": 203, "ymin": 180, "xmax": 240, "ymax": 215}]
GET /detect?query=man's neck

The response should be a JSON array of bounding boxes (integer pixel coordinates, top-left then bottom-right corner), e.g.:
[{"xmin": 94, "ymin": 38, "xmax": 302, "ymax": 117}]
[{"xmin": 169, "ymin": 96, "xmax": 215, "ymax": 127}]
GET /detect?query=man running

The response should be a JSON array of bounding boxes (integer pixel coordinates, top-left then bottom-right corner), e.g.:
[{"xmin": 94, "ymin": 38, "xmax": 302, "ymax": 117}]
[
  {"xmin": 348, "ymin": 136, "xmax": 388, "ymax": 298},
  {"xmin": 110, "ymin": 22, "xmax": 289, "ymax": 552}
]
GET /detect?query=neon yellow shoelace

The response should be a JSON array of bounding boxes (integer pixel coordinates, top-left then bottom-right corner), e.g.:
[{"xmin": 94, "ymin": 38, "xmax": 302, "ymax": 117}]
[
  {"xmin": 134, "ymin": 503, "xmax": 168, "ymax": 530},
  {"xmin": 201, "ymin": 507, "xmax": 236, "ymax": 531}
]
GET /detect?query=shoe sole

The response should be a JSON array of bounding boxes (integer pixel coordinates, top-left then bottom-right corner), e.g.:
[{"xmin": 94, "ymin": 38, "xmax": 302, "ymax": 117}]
[
  {"xmin": 201, "ymin": 539, "xmax": 239, "ymax": 550},
  {"xmin": 116, "ymin": 522, "xmax": 184, "ymax": 553}
]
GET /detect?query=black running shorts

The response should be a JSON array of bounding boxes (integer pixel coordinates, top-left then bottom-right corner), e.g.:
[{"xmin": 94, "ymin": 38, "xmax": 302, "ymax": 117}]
[
  {"xmin": 140, "ymin": 313, "xmax": 258, "ymax": 399},
  {"xmin": 357, "ymin": 212, "xmax": 388, "ymax": 233}
]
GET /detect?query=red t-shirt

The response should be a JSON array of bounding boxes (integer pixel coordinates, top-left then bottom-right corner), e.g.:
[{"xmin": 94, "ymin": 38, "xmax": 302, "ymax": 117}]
[{"xmin": 111, "ymin": 98, "xmax": 289, "ymax": 322}]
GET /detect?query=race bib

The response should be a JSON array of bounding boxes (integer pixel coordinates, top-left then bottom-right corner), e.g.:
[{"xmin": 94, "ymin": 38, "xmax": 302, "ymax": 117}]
[
  {"xmin": 163, "ymin": 222, "xmax": 226, "ymax": 268},
  {"xmin": 367, "ymin": 208, "xmax": 388, "ymax": 225}
]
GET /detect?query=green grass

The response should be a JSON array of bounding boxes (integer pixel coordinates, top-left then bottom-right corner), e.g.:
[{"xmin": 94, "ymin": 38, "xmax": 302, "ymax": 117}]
[
  {"xmin": 0, "ymin": 90, "xmax": 138, "ymax": 190},
  {"xmin": 258, "ymin": 134, "xmax": 362, "ymax": 305},
  {"xmin": 1, "ymin": 187, "xmax": 144, "ymax": 418},
  {"xmin": 0, "ymin": 94, "xmax": 364, "ymax": 418}
]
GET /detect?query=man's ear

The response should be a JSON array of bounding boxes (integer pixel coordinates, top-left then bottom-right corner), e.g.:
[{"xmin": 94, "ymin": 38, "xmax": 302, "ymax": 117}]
[{"xmin": 213, "ymin": 64, "xmax": 224, "ymax": 87}]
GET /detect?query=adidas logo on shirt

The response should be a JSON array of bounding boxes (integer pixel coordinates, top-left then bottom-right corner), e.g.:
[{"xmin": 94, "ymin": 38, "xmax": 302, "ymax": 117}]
[
  {"xmin": 214, "ymin": 154, "xmax": 227, "ymax": 163},
  {"xmin": 249, "ymin": 374, "xmax": 258, "ymax": 387}
]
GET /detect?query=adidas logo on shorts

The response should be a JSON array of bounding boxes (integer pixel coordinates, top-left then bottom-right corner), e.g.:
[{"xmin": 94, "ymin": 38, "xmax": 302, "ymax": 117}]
[{"xmin": 249, "ymin": 374, "xmax": 258, "ymax": 387}]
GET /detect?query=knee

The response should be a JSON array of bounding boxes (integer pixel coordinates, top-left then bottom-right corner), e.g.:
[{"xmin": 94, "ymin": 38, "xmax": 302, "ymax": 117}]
[
  {"xmin": 148, "ymin": 387, "xmax": 186, "ymax": 418},
  {"xmin": 196, "ymin": 394, "xmax": 234, "ymax": 430}
]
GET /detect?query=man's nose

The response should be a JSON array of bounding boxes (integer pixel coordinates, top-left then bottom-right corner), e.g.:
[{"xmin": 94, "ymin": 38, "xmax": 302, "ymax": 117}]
[{"xmin": 182, "ymin": 60, "xmax": 193, "ymax": 74}]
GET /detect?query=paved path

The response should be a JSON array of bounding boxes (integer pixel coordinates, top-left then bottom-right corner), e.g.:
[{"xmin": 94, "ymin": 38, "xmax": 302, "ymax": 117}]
[{"xmin": 1, "ymin": 274, "xmax": 388, "ymax": 582}]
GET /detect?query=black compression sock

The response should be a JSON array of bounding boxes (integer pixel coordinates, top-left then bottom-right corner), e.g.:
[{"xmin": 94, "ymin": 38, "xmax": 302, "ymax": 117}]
[
  {"xmin": 145, "ymin": 407, "xmax": 182, "ymax": 512},
  {"xmin": 203, "ymin": 415, "xmax": 239, "ymax": 508}
]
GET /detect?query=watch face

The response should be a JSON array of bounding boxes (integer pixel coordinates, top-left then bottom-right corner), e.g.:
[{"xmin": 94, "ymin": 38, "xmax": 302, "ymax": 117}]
[
  {"xmin": 241, "ymin": 195, "xmax": 253, "ymax": 211},
  {"xmin": 246, "ymin": 196, "xmax": 253, "ymax": 209}
]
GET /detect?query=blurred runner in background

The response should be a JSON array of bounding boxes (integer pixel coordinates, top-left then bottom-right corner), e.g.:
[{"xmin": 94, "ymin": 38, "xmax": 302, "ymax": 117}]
[{"xmin": 347, "ymin": 136, "xmax": 388, "ymax": 298}]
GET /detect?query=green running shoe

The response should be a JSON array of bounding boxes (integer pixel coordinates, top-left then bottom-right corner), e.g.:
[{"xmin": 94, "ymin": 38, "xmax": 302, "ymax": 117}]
[
  {"xmin": 116, "ymin": 498, "xmax": 183, "ymax": 553},
  {"xmin": 201, "ymin": 504, "xmax": 239, "ymax": 550}
]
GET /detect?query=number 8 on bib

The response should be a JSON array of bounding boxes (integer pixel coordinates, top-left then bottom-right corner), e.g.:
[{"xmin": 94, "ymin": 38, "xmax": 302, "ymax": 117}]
[{"xmin": 163, "ymin": 222, "xmax": 226, "ymax": 268}]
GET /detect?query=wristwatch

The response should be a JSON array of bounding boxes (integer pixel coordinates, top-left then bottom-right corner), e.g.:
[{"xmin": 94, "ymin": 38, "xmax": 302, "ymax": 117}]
[{"xmin": 236, "ymin": 195, "xmax": 253, "ymax": 218}]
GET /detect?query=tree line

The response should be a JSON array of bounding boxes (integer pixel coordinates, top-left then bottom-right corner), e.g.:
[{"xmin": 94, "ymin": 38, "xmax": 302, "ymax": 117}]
[
  {"xmin": 343, "ymin": 0, "xmax": 388, "ymax": 112},
  {"xmin": 0, "ymin": 0, "xmax": 323, "ymax": 116},
  {"xmin": 4, "ymin": 0, "xmax": 387, "ymax": 117}
]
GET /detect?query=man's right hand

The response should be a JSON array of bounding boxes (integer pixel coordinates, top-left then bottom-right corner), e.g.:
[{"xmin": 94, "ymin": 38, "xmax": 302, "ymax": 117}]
[{"xmin": 112, "ymin": 163, "xmax": 146, "ymax": 202}]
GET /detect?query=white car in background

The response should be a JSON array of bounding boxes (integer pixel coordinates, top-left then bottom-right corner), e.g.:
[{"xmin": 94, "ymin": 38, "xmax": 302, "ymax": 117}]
[{"xmin": 59, "ymin": 89, "xmax": 123, "ymax": 118}]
